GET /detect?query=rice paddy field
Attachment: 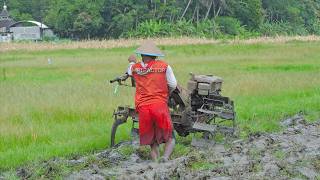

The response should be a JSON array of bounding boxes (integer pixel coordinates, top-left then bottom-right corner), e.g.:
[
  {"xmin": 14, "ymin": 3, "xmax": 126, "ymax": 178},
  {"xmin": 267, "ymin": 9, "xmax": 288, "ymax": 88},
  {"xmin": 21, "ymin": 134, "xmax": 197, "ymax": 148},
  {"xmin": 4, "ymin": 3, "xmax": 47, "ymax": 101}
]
[{"xmin": 0, "ymin": 39, "xmax": 320, "ymax": 170}]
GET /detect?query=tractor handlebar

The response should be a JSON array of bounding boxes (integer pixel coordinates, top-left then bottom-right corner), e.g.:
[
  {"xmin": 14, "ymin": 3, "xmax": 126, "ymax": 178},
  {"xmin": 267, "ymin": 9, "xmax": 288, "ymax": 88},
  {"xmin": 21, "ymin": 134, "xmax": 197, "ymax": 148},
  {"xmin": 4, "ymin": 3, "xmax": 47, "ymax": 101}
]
[{"xmin": 110, "ymin": 74, "xmax": 129, "ymax": 84}]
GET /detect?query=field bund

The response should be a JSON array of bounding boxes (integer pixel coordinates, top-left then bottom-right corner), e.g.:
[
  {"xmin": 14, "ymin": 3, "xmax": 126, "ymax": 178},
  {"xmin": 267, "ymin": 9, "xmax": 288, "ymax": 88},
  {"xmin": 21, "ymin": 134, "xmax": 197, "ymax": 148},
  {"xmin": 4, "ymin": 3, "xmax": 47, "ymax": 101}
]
[
  {"xmin": 1, "ymin": 36, "xmax": 320, "ymax": 52},
  {"xmin": 0, "ymin": 39, "xmax": 320, "ymax": 170}
]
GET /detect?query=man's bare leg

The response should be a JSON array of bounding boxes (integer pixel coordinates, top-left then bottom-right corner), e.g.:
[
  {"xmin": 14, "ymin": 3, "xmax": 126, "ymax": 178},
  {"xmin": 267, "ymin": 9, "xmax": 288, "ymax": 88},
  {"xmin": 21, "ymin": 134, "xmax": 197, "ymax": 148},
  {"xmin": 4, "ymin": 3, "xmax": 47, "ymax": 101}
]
[
  {"xmin": 150, "ymin": 143, "xmax": 160, "ymax": 161},
  {"xmin": 163, "ymin": 138, "xmax": 175, "ymax": 160}
]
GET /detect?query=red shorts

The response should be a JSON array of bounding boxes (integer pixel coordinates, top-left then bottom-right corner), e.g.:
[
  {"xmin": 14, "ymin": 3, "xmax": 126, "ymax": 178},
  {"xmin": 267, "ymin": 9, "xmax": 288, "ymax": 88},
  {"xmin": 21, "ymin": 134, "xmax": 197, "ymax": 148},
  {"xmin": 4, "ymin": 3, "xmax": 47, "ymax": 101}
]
[{"xmin": 137, "ymin": 102, "xmax": 173, "ymax": 145}]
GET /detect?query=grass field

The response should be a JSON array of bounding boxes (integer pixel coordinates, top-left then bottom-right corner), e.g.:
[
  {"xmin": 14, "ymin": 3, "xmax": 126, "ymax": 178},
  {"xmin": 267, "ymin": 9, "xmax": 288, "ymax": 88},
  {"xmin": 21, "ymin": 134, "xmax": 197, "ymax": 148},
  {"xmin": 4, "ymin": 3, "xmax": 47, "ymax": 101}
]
[{"xmin": 0, "ymin": 40, "xmax": 320, "ymax": 170}]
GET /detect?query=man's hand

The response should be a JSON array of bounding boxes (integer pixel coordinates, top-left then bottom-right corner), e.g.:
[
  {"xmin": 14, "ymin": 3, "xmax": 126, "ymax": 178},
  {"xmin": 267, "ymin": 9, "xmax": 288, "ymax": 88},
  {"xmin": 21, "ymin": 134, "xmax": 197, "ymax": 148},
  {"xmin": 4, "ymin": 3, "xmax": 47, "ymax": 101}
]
[
  {"xmin": 128, "ymin": 54, "xmax": 137, "ymax": 63},
  {"xmin": 168, "ymin": 86, "xmax": 176, "ymax": 95}
]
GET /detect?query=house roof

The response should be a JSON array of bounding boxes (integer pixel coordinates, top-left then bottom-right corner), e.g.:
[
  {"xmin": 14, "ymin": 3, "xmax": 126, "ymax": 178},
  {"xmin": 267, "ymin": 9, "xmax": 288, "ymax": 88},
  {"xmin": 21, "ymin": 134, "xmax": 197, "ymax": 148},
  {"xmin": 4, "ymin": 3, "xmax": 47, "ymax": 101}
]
[
  {"xmin": 28, "ymin": 21, "xmax": 49, "ymax": 28},
  {"xmin": 10, "ymin": 21, "xmax": 49, "ymax": 29},
  {"xmin": 0, "ymin": 9, "xmax": 9, "ymax": 17},
  {"xmin": 0, "ymin": 19, "xmax": 15, "ymax": 28}
]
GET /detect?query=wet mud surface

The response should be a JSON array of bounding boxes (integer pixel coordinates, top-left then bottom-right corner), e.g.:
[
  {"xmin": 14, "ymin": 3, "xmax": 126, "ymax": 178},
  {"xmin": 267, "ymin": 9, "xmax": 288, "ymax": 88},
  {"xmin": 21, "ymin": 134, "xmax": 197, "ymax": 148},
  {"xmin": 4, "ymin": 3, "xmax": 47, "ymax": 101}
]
[{"xmin": 2, "ymin": 115, "xmax": 320, "ymax": 179}]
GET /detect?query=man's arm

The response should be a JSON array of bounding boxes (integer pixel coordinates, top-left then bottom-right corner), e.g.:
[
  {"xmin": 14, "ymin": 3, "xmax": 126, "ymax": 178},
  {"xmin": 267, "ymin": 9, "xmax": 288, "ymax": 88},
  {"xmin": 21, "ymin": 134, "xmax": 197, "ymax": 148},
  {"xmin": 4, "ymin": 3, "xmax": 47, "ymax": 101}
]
[
  {"xmin": 166, "ymin": 65, "xmax": 177, "ymax": 92},
  {"xmin": 127, "ymin": 54, "xmax": 137, "ymax": 76},
  {"xmin": 127, "ymin": 62, "xmax": 135, "ymax": 76}
]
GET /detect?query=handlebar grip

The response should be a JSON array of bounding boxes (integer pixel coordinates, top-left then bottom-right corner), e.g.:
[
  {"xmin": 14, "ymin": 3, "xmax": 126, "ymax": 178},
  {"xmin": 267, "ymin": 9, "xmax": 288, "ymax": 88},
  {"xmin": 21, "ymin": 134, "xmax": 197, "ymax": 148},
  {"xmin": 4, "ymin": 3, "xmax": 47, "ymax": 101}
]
[
  {"xmin": 110, "ymin": 79, "xmax": 116, "ymax": 83},
  {"xmin": 110, "ymin": 78, "xmax": 120, "ymax": 84},
  {"xmin": 110, "ymin": 74, "xmax": 129, "ymax": 84}
]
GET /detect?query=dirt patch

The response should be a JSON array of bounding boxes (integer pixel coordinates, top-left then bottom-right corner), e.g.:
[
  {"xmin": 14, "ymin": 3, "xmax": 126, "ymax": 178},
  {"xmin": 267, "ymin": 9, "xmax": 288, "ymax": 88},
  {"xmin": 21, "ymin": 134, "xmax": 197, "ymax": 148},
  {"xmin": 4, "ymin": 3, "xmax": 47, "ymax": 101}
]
[{"xmin": 1, "ymin": 114, "xmax": 319, "ymax": 179}]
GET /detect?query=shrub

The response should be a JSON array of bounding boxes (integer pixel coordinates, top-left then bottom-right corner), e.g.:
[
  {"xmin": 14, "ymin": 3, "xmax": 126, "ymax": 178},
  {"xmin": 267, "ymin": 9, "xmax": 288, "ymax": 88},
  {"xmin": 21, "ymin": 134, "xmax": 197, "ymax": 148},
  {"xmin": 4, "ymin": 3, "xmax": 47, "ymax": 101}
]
[
  {"xmin": 309, "ymin": 20, "xmax": 320, "ymax": 35},
  {"xmin": 215, "ymin": 17, "xmax": 245, "ymax": 36},
  {"xmin": 259, "ymin": 22, "xmax": 309, "ymax": 36},
  {"xmin": 195, "ymin": 20, "xmax": 216, "ymax": 38},
  {"xmin": 259, "ymin": 22, "xmax": 289, "ymax": 36},
  {"xmin": 122, "ymin": 18, "xmax": 259, "ymax": 39},
  {"xmin": 122, "ymin": 19, "xmax": 172, "ymax": 38},
  {"xmin": 172, "ymin": 19, "xmax": 196, "ymax": 37}
]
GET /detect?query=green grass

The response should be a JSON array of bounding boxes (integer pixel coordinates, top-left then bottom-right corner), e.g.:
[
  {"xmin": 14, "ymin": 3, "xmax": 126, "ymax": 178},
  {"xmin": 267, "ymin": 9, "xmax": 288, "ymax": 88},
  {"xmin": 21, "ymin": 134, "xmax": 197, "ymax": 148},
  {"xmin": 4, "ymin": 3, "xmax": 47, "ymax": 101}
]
[
  {"xmin": 0, "ymin": 41, "xmax": 320, "ymax": 170},
  {"xmin": 191, "ymin": 161, "xmax": 221, "ymax": 171},
  {"xmin": 273, "ymin": 150, "xmax": 286, "ymax": 160}
]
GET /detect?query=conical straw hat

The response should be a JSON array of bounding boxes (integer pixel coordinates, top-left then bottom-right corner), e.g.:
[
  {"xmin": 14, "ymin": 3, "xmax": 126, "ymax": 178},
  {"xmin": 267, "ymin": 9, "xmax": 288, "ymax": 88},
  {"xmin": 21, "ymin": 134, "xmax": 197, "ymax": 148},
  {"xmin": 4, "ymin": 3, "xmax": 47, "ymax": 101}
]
[{"xmin": 135, "ymin": 40, "xmax": 165, "ymax": 57}]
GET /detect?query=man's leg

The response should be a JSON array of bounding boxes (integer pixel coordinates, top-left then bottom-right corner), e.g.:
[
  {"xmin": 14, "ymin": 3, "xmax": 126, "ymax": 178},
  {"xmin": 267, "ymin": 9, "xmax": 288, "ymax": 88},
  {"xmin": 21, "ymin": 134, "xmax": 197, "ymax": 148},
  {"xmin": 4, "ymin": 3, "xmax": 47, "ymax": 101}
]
[
  {"xmin": 150, "ymin": 143, "xmax": 160, "ymax": 161},
  {"xmin": 150, "ymin": 103, "xmax": 175, "ymax": 161},
  {"xmin": 138, "ymin": 105, "xmax": 157, "ymax": 160},
  {"xmin": 163, "ymin": 137, "xmax": 175, "ymax": 160}
]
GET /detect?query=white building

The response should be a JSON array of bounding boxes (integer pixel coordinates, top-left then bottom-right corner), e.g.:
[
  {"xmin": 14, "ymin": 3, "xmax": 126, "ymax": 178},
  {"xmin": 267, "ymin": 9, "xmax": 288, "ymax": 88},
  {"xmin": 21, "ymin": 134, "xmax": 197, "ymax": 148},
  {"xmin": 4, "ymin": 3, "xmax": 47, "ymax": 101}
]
[{"xmin": 0, "ymin": 2, "xmax": 54, "ymax": 42}]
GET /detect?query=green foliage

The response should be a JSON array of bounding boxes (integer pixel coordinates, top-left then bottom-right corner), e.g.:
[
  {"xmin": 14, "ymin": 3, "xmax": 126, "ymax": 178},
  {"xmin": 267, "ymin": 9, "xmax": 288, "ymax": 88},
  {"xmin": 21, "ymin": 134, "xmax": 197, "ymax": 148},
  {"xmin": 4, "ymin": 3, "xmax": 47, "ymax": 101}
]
[
  {"xmin": 225, "ymin": 0, "xmax": 264, "ymax": 29},
  {"xmin": 1, "ymin": 0, "xmax": 320, "ymax": 39},
  {"xmin": 186, "ymin": 150, "xmax": 222, "ymax": 171},
  {"xmin": 171, "ymin": 143, "xmax": 191, "ymax": 159},
  {"xmin": 262, "ymin": 0, "xmax": 320, "ymax": 36},
  {"xmin": 216, "ymin": 17, "xmax": 243, "ymax": 36},
  {"xmin": 195, "ymin": 20, "xmax": 220, "ymax": 38},
  {"xmin": 123, "ymin": 19, "xmax": 220, "ymax": 38},
  {"xmin": 310, "ymin": 21, "xmax": 320, "ymax": 35},
  {"xmin": 273, "ymin": 150, "xmax": 286, "ymax": 160},
  {"xmin": 73, "ymin": 12, "xmax": 103, "ymax": 39},
  {"xmin": 259, "ymin": 22, "xmax": 308, "ymax": 36},
  {"xmin": 173, "ymin": 20, "xmax": 197, "ymax": 37},
  {"xmin": 191, "ymin": 162, "xmax": 220, "ymax": 171},
  {"xmin": 118, "ymin": 145, "xmax": 135, "ymax": 158},
  {"xmin": 124, "ymin": 19, "xmax": 171, "ymax": 38}
]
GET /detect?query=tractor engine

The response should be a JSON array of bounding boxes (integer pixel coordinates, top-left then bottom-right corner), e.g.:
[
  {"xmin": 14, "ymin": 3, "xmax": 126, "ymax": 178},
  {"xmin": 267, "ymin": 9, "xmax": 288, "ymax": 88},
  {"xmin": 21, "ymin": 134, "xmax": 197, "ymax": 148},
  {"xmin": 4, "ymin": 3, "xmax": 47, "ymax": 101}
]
[
  {"xmin": 188, "ymin": 74, "xmax": 223, "ymax": 111},
  {"xmin": 170, "ymin": 74, "xmax": 236, "ymax": 138}
]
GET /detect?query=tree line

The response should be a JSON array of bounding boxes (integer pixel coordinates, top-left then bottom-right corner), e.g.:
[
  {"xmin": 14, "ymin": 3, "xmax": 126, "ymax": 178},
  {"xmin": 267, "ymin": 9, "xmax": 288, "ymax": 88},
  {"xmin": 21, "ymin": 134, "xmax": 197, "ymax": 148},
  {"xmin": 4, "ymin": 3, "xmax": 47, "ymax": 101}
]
[{"xmin": 2, "ymin": 0, "xmax": 320, "ymax": 39}]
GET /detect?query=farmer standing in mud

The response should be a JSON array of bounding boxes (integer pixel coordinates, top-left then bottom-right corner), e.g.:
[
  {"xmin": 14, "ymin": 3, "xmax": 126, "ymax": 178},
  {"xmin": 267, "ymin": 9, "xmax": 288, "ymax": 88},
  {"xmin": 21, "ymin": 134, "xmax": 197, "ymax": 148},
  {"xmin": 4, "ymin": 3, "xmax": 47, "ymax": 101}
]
[{"xmin": 127, "ymin": 41, "xmax": 177, "ymax": 162}]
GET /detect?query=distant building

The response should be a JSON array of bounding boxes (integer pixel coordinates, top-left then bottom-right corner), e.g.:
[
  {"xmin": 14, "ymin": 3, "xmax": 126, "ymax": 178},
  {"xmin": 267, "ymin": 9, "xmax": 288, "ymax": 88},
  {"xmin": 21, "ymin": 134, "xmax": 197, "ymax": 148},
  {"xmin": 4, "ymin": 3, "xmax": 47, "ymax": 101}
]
[
  {"xmin": 10, "ymin": 21, "xmax": 54, "ymax": 41},
  {"xmin": 0, "ymin": 2, "xmax": 15, "ymax": 42},
  {"xmin": 0, "ymin": 2, "xmax": 54, "ymax": 42}
]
